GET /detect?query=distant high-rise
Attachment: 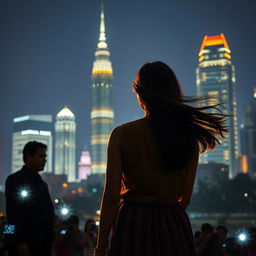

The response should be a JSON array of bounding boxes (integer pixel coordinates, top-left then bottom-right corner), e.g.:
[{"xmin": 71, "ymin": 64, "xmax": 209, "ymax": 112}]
[
  {"xmin": 196, "ymin": 33, "xmax": 238, "ymax": 178},
  {"xmin": 12, "ymin": 115, "xmax": 53, "ymax": 173},
  {"xmin": 55, "ymin": 107, "xmax": 76, "ymax": 182},
  {"xmin": 90, "ymin": 3, "xmax": 114, "ymax": 174},
  {"xmin": 240, "ymin": 89, "xmax": 256, "ymax": 177},
  {"xmin": 78, "ymin": 149, "xmax": 92, "ymax": 181}
]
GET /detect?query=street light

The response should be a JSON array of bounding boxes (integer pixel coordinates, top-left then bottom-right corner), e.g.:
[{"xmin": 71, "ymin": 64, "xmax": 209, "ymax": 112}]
[
  {"xmin": 237, "ymin": 232, "xmax": 248, "ymax": 243},
  {"xmin": 21, "ymin": 190, "xmax": 28, "ymax": 197},
  {"xmin": 19, "ymin": 188, "xmax": 30, "ymax": 199},
  {"xmin": 61, "ymin": 207, "xmax": 69, "ymax": 216},
  {"xmin": 58, "ymin": 204, "xmax": 71, "ymax": 218}
]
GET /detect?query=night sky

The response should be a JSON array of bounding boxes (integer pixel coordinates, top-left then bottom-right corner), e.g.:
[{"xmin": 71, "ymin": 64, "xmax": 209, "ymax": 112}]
[{"xmin": 1, "ymin": 0, "xmax": 256, "ymax": 183}]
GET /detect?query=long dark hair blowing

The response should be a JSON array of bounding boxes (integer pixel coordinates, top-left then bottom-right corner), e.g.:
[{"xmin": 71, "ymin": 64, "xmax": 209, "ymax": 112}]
[{"xmin": 133, "ymin": 61, "xmax": 228, "ymax": 170}]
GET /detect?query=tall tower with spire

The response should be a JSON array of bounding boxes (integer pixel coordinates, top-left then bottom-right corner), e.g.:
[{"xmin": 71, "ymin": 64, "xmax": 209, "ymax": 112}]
[{"xmin": 90, "ymin": 2, "xmax": 114, "ymax": 174}]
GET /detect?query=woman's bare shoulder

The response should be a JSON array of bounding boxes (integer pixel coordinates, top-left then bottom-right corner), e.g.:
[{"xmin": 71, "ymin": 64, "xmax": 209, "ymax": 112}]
[
  {"xmin": 109, "ymin": 118, "xmax": 147, "ymax": 144},
  {"xmin": 120, "ymin": 118, "xmax": 147, "ymax": 129}
]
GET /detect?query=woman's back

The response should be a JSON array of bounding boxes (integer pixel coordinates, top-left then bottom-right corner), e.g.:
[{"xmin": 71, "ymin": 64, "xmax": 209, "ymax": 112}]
[
  {"xmin": 120, "ymin": 117, "xmax": 199, "ymax": 205},
  {"xmin": 94, "ymin": 61, "xmax": 228, "ymax": 256}
]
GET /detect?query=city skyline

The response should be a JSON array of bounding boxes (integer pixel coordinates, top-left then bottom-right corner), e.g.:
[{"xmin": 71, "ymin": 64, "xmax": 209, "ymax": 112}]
[{"xmin": 1, "ymin": 0, "xmax": 256, "ymax": 181}]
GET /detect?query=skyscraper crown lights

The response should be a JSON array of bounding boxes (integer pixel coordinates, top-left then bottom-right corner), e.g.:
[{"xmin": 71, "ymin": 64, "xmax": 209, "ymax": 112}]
[
  {"xmin": 57, "ymin": 107, "xmax": 74, "ymax": 118},
  {"xmin": 200, "ymin": 33, "xmax": 230, "ymax": 52},
  {"xmin": 92, "ymin": 60, "xmax": 113, "ymax": 75},
  {"xmin": 198, "ymin": 33, "xmax": 232, "ymax": 67},
  {"xmin": 92, "ymin": 2, "xmax": 113, "ymax": 76}
]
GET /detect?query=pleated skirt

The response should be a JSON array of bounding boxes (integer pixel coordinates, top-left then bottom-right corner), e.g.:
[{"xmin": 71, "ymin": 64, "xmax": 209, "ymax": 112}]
[{"xmin": 109, "ymin": 201, "xmax": 196, "ymax": 256}]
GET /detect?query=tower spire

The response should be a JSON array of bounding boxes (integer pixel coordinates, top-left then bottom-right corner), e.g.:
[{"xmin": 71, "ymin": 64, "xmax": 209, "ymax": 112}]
[
  {"xmin": 90, "ymin": 0, "xmax": 114, "ymax": 175},
  {"xmin": 98, "ymin": 0, "xmax": 107, "ymax": 49}
]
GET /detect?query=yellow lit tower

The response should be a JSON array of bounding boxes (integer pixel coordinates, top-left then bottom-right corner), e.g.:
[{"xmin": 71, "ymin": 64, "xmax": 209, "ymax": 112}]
[
  {"xmin": 90, "ymin": 2, "xmax": 114, "ymax": 174},
  {"xmin": 196, "ymin": 34, "xmax": 239, "ymax": 178}
]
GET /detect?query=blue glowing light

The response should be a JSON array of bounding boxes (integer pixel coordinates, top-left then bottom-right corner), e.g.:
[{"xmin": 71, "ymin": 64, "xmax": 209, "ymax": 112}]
[
  {"xmin": 61, "ymin": 207, "xmax": 69, "ymax": 216},
  {"xmin": 238, "ymin": 232, "xmax": 247, "ymax": 242},
  {"xmin": 58, "ymin": 204, "xmax": 72, "ymax": 218},
  {"xmin": 20, "ymin": 190, "xmax": 29, "ymax": 198}
]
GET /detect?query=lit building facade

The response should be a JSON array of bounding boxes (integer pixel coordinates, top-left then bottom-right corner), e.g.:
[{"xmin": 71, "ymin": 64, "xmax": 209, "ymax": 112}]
[
  {"xmin": 196, "ymin": 34, "xmax": 238, "ymax": 178},
  {"xmin": 90, "ymin": 4, "xmax": 114, "ymax": 174},
  {"xmin": 55, "ymin": 107, "xmax": 76, "ymax": 182},
  {"xmin": 240, "ymin": 89, "xmax": 256, "ymax": 177},
  {"xmin": 78, "ymin": 149, "xmax": 92, "ymax": 181},
  {"xmin": 12, "ymin": 115, "xmax": 53, "ymax": 173},
  {"xmin": 195, "ymin": 163, "xmax": 229, "ymax": 191}
]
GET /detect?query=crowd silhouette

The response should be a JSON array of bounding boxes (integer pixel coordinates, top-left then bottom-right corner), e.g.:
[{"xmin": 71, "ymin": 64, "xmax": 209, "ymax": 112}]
[{"xmin": 1, "ymin": 215, "xmax": 256, "ymax": 256}]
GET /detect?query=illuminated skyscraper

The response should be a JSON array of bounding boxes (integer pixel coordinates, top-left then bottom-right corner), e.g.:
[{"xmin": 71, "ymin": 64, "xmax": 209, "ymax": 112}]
[
  {"xmin": 90, "ymin": 3, "xmax": 114, "ymax": 174},
  {"xmin": 196, "ymin": 34, "xmax": 238, "ymax": 178},
  {"xmin": 240, "ymin": 89, "xmax": 256, "ymax": 177},
  {"xmin": 55, "ymin": 107, "xmax": 76, "ymax": 182},
  {"xmin": 78, "ymin": 148, "xmax": 92, "ymax": 181},
  {"xmin": 12, "ymin": 115, "xmax": 53, "ymax": 173}
]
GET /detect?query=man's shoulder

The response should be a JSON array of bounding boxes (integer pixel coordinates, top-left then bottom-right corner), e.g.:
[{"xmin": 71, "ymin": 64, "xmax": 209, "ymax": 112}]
[{"xmin": 5, "ymin": 169, "xmax": 24, "ymax": 185}]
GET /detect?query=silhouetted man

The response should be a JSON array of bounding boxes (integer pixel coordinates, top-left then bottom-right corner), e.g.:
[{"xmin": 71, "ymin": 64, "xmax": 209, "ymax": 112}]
[{"xmin": 5, "ymin": 141, "xmax": 55, "ymax": 256}]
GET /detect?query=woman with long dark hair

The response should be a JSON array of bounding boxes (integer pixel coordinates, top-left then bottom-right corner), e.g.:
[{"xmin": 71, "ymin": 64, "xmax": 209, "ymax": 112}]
[{"xmin": 93, "ymin": 61, "xmax": 228, "ymax": 256}]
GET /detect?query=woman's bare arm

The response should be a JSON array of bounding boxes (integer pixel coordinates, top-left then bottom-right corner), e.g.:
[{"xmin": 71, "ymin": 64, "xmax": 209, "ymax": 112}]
[
  {"xmin": 94, "ymin": 126, "xmax": 123, "ymax": 256},
  {"xmin": 180, "ymin": 147, "xmax": 199, "ymax": 209}
]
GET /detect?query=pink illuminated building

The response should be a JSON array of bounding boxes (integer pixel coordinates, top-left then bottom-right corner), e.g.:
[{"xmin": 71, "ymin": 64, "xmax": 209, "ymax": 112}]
[{"xmin": 78, "ymin": 150, "xmax": 92, "ymax": 181}]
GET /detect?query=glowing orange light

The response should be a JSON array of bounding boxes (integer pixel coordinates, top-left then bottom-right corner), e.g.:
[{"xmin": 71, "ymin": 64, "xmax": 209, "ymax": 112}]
[
  {"xmin": 0, "ymin": 213, "xmax": 4, "ymax": 217},
  {"xmin": 62, "ymin": 183, "xmax": 68, "ymax": 188},
  {"xmin": 241, "ymin": 155, "xmax": 248, "ymax": 174},
  {"xmin": 91, "ymin": 134, "xmax": 109, "ymax": 139},
  {"xmin": 77, "ymin": 188, "xmax": 84, "ymax": 193},
  {"xmin": 200, "ymin": 33, "xmax": 230, "ymax": 52},
  {"xmin": 91, "ymin": 139, "xmax": 108, "ymax": 145},
  {"xmin": 92, "ymin": 70, "xmax": 113, "ymax": 75}
]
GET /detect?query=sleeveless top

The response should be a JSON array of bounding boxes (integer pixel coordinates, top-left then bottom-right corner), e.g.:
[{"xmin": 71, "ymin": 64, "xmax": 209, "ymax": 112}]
[{"xmin": 119, "ymin": 118, "xmax": 199, "ymax": 205}]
